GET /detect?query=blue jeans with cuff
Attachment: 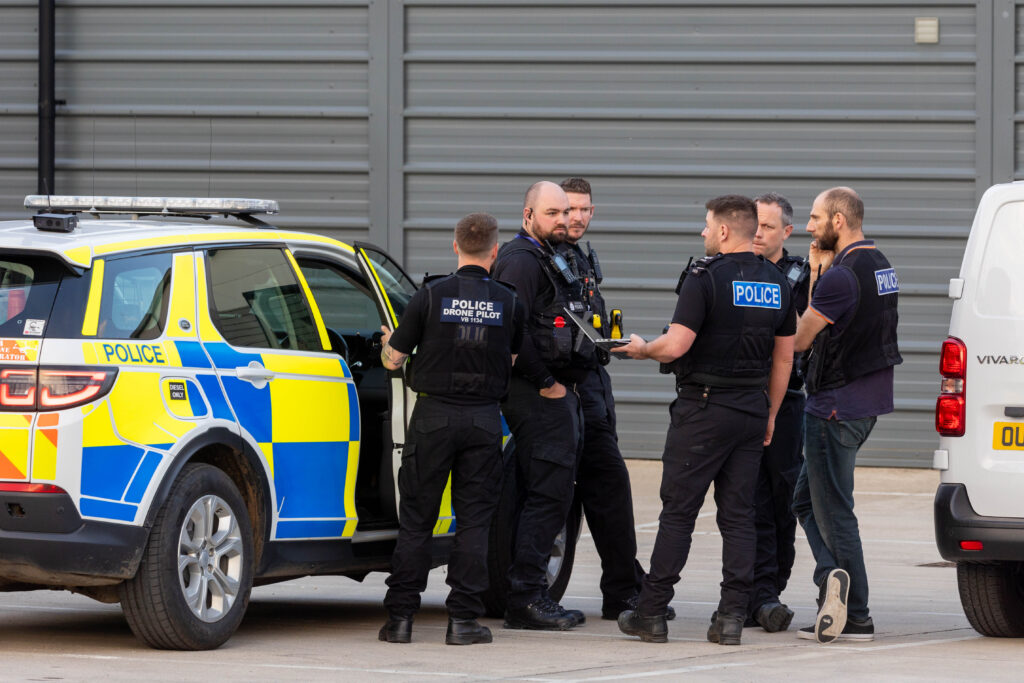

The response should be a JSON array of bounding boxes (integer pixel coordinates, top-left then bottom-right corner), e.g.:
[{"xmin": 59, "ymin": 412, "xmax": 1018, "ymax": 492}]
[{"xmin": 792, "ymin": 413, "xmax": 876, "ymax": 622}]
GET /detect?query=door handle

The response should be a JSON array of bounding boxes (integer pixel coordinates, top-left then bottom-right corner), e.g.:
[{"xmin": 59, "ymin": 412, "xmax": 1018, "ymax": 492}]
[{"xmin": 235, "ymin": 361, "xmax": 275, "ymax": 388}]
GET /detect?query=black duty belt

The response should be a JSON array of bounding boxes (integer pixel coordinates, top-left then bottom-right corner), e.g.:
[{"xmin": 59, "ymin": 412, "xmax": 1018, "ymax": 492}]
[{"xmin": 680, "ymin": 372, "xmax": 767, "ymax": 390}]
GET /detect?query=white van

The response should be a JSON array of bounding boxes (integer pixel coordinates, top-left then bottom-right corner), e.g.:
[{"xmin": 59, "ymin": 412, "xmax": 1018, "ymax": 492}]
[{"xmin": 935, "ymin": 181, "xmax": 1024, "ymax": 637}]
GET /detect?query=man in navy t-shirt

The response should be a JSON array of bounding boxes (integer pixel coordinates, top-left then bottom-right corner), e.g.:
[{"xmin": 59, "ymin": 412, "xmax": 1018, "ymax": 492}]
[{"xmin": 792, "ymin": 187, "xmax": 902, "ymax": 645}]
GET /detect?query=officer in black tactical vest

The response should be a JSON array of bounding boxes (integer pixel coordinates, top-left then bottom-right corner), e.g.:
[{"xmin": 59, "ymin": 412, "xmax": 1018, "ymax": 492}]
[
  {"xmin": 745, "ymin": 192, "xmax": 810, "ymax": 633},
  {"xmin": 614, "ymin": 195, "xmax": 796, "ymax": 647},
  {"xmin": 378, "ymin": 212, "xmax": 524, "ymax": 646},
  {"xmin": 491, "ymin": 181, "xmax": 588, "ymax": 630},
  {"xmin": 557, "ymin": 177, "xmax": 675, "ymax": 622}
]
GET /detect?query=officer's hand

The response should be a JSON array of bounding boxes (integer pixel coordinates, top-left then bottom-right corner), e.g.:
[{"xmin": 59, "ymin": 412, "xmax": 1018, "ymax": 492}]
[
  {"xmin": 379, "ymin": 324, "xmax": 393, "ymax": 347},
  {"xmin": 539, "ymin": 382, "xmax": 567, "ymax": 399},
  {"xmin": 808, "ymin": 240, "xmax": 835, "ymax": 274},
  {"xmin": 610, "ymin": 333, "xmax": 647, "ymax": 359},
  {"xmin": 763, "ymin": 416, "xmax": 776, "ymax": 447}
]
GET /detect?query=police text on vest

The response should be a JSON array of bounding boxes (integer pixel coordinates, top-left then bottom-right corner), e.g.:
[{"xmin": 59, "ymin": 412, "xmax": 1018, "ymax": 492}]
[
  {"xmin": 440, "ymin": 298, "xmax": 504, "ymax": 326},
  {"xmin": 732, "ymin": 281, "xmax": 782, "ymax": 309},
  {"xmin": 875, "ymin": 268, "xmax": 899, "ymax": 295}
]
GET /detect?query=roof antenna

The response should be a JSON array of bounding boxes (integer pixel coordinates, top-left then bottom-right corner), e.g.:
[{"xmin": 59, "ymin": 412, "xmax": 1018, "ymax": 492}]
[
  {"xmin": 134, "ymin": 115, "xmax": 138, "ymax": 197},
  {"xmin": 207, "ymin": 118, "xmax": 213, "ymax": 198},
  {"xmin": 43, "ymin": 177, "xmax": 51, "ymax": 211},
  {"xmin": 91, "ymin": 119, "xmax": 96, "ymax": 199},
  {"xmin": 89, "ymin": 120, "xmax": 98, "ymax": 214}
]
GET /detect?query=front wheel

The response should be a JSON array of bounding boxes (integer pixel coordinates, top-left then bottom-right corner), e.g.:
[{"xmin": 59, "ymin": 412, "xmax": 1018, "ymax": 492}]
[
  {"xmin": 118, "ymin": 463, "xmax": 254, "ymax": 650},
  {"xmin": 957, "ymin": 560, "xmax": 1024, "ymax": 637},
  {"xmin": 482, "ymin": 439, "xmax": 581, "ymax": 617}
]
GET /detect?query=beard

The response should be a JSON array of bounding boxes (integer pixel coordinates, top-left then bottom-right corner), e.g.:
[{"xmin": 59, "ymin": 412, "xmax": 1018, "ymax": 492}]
[
  {"xmin": 817, "ymin": 223, "xmax": 839, "ymax": 251},
  {"xmin": 704, "ymin": 235, "xmax": 719, "ymax": 256}
]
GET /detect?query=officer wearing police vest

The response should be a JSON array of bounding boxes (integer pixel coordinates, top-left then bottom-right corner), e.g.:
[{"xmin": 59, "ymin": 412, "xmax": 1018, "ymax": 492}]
[
  {"xmin": 490, "ymin": 181, "xmax": 589, "ymax": 630},
  {"xmin": 746, "ymin": 192, "xmax": 810, "ymax": 633},
  {"xmin": 557, "ymin": 177, "xmax": 675, "ymax": 622},
  {"xmin": 792, "ymin": 187, "xmax": 901, "ymax": 644},
  {"xmin": 378, "ymin": 212, "xmax": 523, "ymax": 646},
  {"xmin": 613, "ymin": 195, "xmax": 795, "ymax": 647}
]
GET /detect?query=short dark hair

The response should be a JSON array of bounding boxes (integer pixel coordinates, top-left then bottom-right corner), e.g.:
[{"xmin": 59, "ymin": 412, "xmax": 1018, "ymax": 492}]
[
  {"xmin": 705, "ymin": 194, "xmax": 757, "ymax": 239},
  {"xmin": 754, "ymin": 192, "xmax": 794, "ymax": 226},
  {"xmin": 560, "ymin": 177, "xmax": 592, "ymax": 198},
  {"xmin": 455, "ymin": 212, "xmax": 498, "ymax": 257},
  {"xmin": 821, "ymin": 186, "xmax": 864, "ymax": 229}
]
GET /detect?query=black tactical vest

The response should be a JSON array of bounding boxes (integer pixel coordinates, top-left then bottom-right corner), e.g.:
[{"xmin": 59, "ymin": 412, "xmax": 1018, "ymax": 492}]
[
  {"xmin": 674, "ymin": 253, "xmax": 790, "ymax": 389},
  {"xmin": 497, "ymin": 236, "xmax": 592, "ymax": 370},
  {"xmin": 804, "ymin": 246, "xmax": 902, "ymax": 393},
  {"xmin": 563, "ymin": 242, "xmax": 610, "ymax": 366},
  {"xmin": 776, "ymin": 251, "xmax": 810, "ymax": 392},
  {"xmin": 407, "ymin": 269, "xmax": 518, "ymax": 401}
]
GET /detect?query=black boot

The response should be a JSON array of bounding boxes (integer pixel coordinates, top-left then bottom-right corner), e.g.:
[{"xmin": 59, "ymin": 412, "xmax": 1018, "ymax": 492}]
[
  {"xmin": 378, "ymin": 615, "xmax": 413, "ymax": 643},
  {"xmin": 446, "ymin": 617, "xmax": 493, "ymax": 645},
  {"xmin": 504, "ymin": 601, "xmax": 576, "ymax": 630},
  {"xmin": 706, "ymin": 611, "xmax": 743, "ymax": 646},
  {"xmin": 617, "ymin": 610, "xmax": 668, "ymax": 643},
  {"xmin": 754, "ymin": 601, "xmax": 794, "ymax": 632},
  {"xmin": 601, "ymin": 593, "xmax": 676, "ymax": 621}
]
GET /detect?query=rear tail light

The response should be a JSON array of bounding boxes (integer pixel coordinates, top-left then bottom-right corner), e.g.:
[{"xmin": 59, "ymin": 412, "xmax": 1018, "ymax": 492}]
[
  {"xmin": 0, "ymin": 366, "xmax": 117, "ymax": 411},
  {"xmin": 0, "ymin": 482, "xmax": 66, "ymax": 494},
  {"xmin": 936, "ymin": 337, "xmax": 966, "ymax": 436},
  {"xmin": 0, "ymin": 369, "xmax": 36, "ymax": 407}
]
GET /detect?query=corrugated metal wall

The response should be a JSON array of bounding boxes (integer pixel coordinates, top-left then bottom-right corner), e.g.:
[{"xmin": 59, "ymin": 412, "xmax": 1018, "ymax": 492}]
[{"xmin": 0, "ymin": 0, "xmax": 1016, "ymax": 466}]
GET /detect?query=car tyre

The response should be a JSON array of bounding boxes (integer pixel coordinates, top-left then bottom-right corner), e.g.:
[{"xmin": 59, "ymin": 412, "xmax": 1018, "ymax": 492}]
[
  {"xmin": 118, "ymin": 463, "xmax": 254, "ymax": 650},
  {"xmin": 957, "ymin": 560, "xmax": 1024, "ymax": 637},
  {"xmin": 482, "ymin": 439, "xmax": 581, "ymax": 618}
]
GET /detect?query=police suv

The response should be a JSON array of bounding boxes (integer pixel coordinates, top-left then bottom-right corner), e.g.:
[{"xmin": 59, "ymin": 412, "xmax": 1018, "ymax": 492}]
[
  {"xmin": 935, "ymin": 181, "xmax": 1024, "ymax": 637},
  {"xmin": 0, "ymin": 196, "xmax": 578, "ymax": 649}
]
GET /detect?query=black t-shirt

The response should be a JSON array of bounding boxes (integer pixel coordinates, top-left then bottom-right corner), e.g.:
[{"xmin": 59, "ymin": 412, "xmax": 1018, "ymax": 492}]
[{"xmin": 670, "ymin": 252, "xmax": 796, "ymax": 416}]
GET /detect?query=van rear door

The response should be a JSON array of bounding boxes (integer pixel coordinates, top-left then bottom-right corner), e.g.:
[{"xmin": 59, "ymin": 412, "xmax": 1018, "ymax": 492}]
[{"xmin": 946, "ymin": 192, "xmax": 1024, "ymax": 517}]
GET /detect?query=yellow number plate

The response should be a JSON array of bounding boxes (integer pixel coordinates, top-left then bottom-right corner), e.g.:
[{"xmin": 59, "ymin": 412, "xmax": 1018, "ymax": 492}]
[{"xmin": 993, "ymin": 422, "xmax": 1024, "ymax": 450}]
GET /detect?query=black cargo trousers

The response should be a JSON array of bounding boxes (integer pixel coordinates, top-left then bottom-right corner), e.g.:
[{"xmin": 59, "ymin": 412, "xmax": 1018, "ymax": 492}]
[
  {"xmin": 574, "ymin": 365, "xmax": 644, "ymax": 604},
  {"xmin": 501, "ymin": 375, "xmax": 582, "ymax": 608},
  {"xmin": 748, "ymin": 391, "xmax": 805, "ymax": 614},
  {"xmin": 637, "ymin": 395, "xmax": 765, "ymax": 618},
  {"xmin": 383, "ymin": 396, "xmax": 504, "ymax": 619}
]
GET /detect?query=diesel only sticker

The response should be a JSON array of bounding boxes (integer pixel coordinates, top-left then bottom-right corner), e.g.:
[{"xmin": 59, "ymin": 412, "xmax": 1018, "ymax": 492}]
[
  {"xmin": 440, "ymin": 298, "xmax": 504, "ymax": 326},
  {"xmin": 168, "ymin": 381, "xmax": 186, "ymax": 401}
]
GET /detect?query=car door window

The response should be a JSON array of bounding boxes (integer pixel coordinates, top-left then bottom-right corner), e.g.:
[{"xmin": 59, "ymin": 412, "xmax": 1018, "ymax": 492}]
[
  {"xmin": 298, "ymin": 260, "xmax": 381, "ymax": 334},
  {"xmin": 97, "ymin": 252, "xmax": 173, "ymax": 340},
  {"xmin": 358, "ymin": 246, "xmax": 417, "ymax": 321},
  {"xmin": 206, "ymin": 247, "xmax": 319, "ymax": 350}
]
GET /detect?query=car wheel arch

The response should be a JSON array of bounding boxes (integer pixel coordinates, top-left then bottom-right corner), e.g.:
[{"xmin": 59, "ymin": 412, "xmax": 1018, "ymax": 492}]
[{"xmin": 140, "ymin": 428, "xmax": 272, "ymax": 572}]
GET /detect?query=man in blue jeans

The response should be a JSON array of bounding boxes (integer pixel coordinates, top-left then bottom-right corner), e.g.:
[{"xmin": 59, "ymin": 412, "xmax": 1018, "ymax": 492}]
[{"xmin": 793, "ymin": 187, "xmax": 902, "ymax": 644}]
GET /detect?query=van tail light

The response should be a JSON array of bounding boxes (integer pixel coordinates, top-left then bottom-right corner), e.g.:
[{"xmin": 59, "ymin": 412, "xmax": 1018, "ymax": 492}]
[
  {"xmin": 0, "ymin": 366, "xmax": 117, "ymax": 411},
  {"xmin": 936, "ymin": 337, "xmax": 966, "ymax": 436}
]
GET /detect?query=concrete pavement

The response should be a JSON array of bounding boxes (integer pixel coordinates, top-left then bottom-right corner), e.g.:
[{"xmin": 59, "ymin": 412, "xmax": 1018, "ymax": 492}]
[{"xmin": 0, "ymin": 462, "xmax": 1017, "ymax": 681}]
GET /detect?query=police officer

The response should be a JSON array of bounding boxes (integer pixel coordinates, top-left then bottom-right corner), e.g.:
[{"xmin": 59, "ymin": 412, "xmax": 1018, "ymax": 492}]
[
  {"xmin": 557, "ymin": 177, "xmax": 675, "ymax": 622},
  {"xmin": 614, "ymin": 195, "xmax": 795, "ymax": 646},
  {"xmin": 491, "ymin": 181, "xmax": 587, "ymax": 630},
  {"xmin": 378, "ymin": 212, "xmax": 523, "ymax": 645},
  {"xmin": 746, "ymin": 192, "xmax": 810, "ymax": 632}
]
